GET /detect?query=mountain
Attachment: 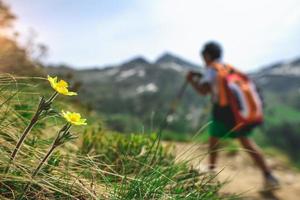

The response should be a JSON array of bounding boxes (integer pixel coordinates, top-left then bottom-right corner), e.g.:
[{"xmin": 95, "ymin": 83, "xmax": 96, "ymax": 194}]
[
  {"xmin": 252, "ymin": 58, "xmax": 300, "ymax": 93},
  {"xmin": 46, "ymin": 53, "xmax": 205, "ymax": 133},
  {"xmin": 155, "ymin": 52, "xmax": 200, "ymax": 70},
  {"xmin": 45, "ymin": 53, "xmax": 300, "ymax": 134}
]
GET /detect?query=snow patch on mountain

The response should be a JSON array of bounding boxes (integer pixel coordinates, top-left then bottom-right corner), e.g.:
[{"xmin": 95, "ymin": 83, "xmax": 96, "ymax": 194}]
[
  {"xmin": 105, "ymin": 68, "xmax": 119, "ymax": 76},
  {"xmin": 260, "ymin": 59, "xmax": 300, "ymax": 77},
  {"xmin": 136, "ymin": 83, "xmax": 158, "ymax": 94},
  {"xmin": 160, "ymin": 62, "xmax": 185, "ymax": 72},
  {"xmin": 116, "ymin": 69, "xmax": 146, "ymax": 81},
  {"xmin": 137, "ymin": 70, "xmax": 145, "ymax": 77},
  {"xmin": 120, "ymin": 69, "xmax": 136, "ymax": 78},
  {"xmin": 269, "ymin": 63, "xmax": 300, "ymax": 76}
]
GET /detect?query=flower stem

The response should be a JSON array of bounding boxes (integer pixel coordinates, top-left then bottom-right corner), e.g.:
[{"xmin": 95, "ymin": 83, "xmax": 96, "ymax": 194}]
[
  {"xmin": 5, "ymin": 103, "xmax": 43, "ymax": 173},
  {"xmin": 19, "ymin": 124, "xmax": 72, "ymax": 199},
  {"xmin": 6, "ymin": 93, "xmax": 58, "ymax": 174},
  {"xmin": 19, "ymin": 145, "xmax": 56, "ymax": 200},
  {"xmin": 33, "ymin": 146, "xmax": 56, "ymax": 178},
  {"xmin": 47, "ymin": 92, "xmax": 58, "ymax": 103}
]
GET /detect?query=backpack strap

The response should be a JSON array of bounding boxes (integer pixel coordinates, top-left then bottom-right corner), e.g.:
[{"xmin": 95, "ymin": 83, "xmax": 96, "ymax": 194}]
[
  {"xmin": 224, "ymin": 64, "xmax": 249, "ymax": 80},
  {"xmin": 210, "ymin": 62, "xmax": 230, "ymax": 106},
  {"xmin": 209, "ymin": 62, "xmax": 248, "ymax": 106}
]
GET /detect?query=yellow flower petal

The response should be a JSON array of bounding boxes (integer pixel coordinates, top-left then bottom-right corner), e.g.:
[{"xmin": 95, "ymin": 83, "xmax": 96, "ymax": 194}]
[
  {"xmin": 56, "ymin": 87, "xmax": 69, "ymax": 95},
  {"xmin": 47, "ymin": 75, "xmax": 77, "ymax": 96},
  {"xmin": 61, "ymin": 110, "xmax": 87, "ymax": 126},
  {"xmin": 47, "ymin": 75, "xmax": 57, "ymax": 89},
  {"xmin": 66, "ymin": 91, "xmax": 78, "ymax": 96},
  {"xmin": 57, "ymin": 80, "xmax": 68, "ymax": 88}
]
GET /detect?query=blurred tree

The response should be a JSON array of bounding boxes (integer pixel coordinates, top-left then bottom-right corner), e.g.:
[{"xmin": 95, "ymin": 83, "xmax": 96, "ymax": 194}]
[
  {"xmin": 24, "ymin": 28, "xmax": 49, "ymax": 63},
  {"xmin": 0, "ymin": 0, "xmax": 44, "ymax": 75},
  {"xmin": 0, "ymin": 0, "xmax": 16, "ymax": 30}
]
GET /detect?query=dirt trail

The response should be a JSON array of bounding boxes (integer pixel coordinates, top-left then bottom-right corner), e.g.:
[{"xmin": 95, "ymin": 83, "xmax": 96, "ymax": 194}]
[{"xmin": 166, "ymin": 142, "xmax": 300, "ymax": 200}]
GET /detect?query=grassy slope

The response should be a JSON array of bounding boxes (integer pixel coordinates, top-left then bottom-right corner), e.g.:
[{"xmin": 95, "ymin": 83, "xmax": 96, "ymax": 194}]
[
  {"xmin": 0, "ymin": 75, "xmax": 236, "ymax": 199},
  {"xmin": 256, "ymin": 99, "xmax": 300, "ymax": 167}
]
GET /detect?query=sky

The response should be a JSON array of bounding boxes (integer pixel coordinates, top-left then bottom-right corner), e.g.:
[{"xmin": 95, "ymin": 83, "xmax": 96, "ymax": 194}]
[{"xmin": 8, "ymin": 0, "xmax": 300, "ymax": 71}]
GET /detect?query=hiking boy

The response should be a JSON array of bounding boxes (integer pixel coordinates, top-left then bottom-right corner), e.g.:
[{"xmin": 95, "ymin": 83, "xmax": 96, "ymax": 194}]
[{"xmin": 186, "ymin": 41, "xmax": 279, "ymax": 189}]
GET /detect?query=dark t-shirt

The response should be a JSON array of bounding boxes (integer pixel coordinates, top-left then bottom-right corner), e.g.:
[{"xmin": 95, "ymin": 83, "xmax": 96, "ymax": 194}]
[
  {"xmin": 212, "ymin": 104, "xmax": 235, "ymax": 127},
  {"xmin": 212, "ymin": 104, "xmax": 255, "ymax": 133}
]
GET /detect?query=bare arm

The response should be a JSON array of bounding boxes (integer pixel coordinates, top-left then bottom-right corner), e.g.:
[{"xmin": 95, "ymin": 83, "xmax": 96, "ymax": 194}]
[{"xmin": 186, "ymin": 72, "xmax": 211, "ymax": 95}]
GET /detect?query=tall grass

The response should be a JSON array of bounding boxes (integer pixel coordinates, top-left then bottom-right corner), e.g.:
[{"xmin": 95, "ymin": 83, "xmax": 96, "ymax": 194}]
[{"xmin": 0, "ymin": 74, "xmax": 237, "ymax": 199}]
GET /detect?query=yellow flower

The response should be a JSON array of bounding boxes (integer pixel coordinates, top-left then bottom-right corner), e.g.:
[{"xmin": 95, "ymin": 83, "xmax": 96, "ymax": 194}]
[
  {"xmin": 61, "ymin": 110, "xmax": 87, "ymax": 126},
  {"xmin": 47, "ymin": 75, "xmax": 77, "ymax": 96}
]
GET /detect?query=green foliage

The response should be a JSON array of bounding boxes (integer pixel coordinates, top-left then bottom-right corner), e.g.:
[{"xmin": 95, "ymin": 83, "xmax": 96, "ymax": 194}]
[
  {"xmin": 42, "ymin": 151, "xmax": 62, "ymax": 174},
  {"xmin": 261, "ymin": 122, "xmax": 300, "ymax": 166},
  {"xmin": 113, "ymin": 165, "xmax": 224, "ymax": 200},
  {"xmin": 104, "ymin": 114, "xmax": 143, "ymax": 133},
  {"xmin": 251, "ymin": 94, "xmax": 300, "ymax": 167},
  {"xmin": 159, "ymin": 130, "xmax": 190, "ymax": 142},
  {"xmin": 79, "ymin": 127, "xmax": 171, "ymax": 177}
]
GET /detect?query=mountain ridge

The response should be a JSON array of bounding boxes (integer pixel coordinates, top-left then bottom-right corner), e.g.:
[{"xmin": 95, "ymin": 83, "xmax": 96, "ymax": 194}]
[{"xmin": 45, "ymin": 52, "xmax": 300, "ymax": 133}]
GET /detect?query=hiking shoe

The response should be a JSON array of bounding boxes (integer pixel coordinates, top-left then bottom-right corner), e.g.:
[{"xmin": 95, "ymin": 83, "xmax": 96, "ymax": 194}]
[
  {"xmin": 264, "ymin": 173, "xmax": 280, "ymax": 191},
  {"xmin": 194, "ymin": 164, "xmax": 216, "ymax": 175}
]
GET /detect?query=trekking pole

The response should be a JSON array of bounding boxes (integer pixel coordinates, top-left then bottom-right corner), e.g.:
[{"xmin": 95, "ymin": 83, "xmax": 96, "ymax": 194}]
[
  {"xmin": 149, "ymin": 80, "xmax": 189, "ymax": 163},
  {"xmin": 157, "ymin": 80, "xmax": 189, "ymax": 135},
  {"xmin": 156, "ymin": 70, "xmax": 202, "ymax": 138}
]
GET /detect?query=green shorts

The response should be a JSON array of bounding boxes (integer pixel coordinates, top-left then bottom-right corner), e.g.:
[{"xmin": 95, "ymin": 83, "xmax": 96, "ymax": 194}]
[{"xmin": 209, "ymin": 119, "xmax": 253, "ymax": 139}]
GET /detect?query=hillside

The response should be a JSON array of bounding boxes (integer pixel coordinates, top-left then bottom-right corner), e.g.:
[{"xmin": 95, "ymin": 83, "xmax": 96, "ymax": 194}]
[
  {"xmin": 45, "ymin": 53, "xmax": 300, "ymax": 128},
  {"xmin": 46, "ymin": 54, "xmax": 300, "ymax": 167},
  {"xmin": 46, "ymin": 53, "xmax": 208, "ymax": 135}
]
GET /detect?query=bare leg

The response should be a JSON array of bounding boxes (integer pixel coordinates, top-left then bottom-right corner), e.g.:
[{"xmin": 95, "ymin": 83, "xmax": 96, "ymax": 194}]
[
  {"xmin": 238, "ymin": 137, "xmax": 271, "ymax": 175},
  {"xmin": 238, "ymin": 137, "xmax": 280, "ymax": 189},
  {"xmin": 209, "ymin": 136, "xmax": 219, "ymax": 170}
]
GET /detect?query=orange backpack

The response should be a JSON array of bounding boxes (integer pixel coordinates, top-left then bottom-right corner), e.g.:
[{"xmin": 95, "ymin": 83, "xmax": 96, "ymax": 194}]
[{"xmin": 211, "ymin": 62, "xmax": 264, "ymax": 131}]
